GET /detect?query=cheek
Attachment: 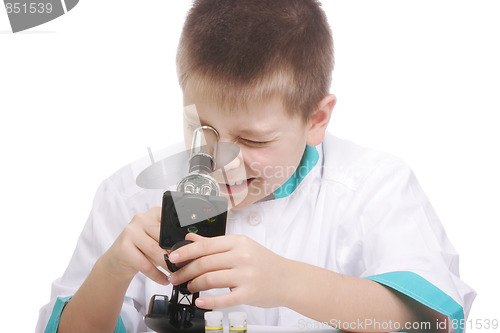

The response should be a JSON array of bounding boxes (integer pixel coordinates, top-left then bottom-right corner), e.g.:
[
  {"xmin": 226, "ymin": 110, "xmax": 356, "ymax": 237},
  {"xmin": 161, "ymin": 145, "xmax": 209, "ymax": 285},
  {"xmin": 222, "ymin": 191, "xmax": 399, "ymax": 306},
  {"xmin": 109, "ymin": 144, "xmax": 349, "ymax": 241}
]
[
  {"xmin": 243, "ymin": 147, "xmax": 297, "ymax": 181},
  {"xmin": 242, "ymin": 149, "xmax": 266, "ymax": 176}
]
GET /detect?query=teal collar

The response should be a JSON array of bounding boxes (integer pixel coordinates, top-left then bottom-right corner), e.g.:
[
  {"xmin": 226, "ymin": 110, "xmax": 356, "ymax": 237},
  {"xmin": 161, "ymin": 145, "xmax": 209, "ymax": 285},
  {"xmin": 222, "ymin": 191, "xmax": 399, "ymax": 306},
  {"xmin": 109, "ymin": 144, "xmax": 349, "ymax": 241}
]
[{"xmin": 273, "ymin": 145, "xmax": 319, "ymax": 199}]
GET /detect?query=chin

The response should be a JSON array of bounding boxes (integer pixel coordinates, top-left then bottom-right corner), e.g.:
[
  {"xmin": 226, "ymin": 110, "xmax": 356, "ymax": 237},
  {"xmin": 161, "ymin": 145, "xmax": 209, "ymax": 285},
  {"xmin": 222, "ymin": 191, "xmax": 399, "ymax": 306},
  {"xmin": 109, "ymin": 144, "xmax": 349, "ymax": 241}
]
[
  {"xmin": 221, "ymin": 192, "xmax": 258, "ymax": 210},
  {"xmin": 220, "ymin": 178, "xmax": 275, "ymax": 210}
]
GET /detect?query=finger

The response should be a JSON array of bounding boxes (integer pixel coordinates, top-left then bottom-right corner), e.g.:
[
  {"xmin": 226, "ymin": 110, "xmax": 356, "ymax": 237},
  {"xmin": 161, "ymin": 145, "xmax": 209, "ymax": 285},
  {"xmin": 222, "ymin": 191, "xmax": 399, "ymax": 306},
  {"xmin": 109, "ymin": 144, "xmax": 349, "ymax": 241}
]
[
  {"xmin": 135, "ymin": 230, "xmax": 169, "ymax": 271},
  {"xmin": 129, "ymin": 247, "xmax": 170, "ymax": 286},
  {"xmin": 148, "ymin": 206, "xmax": 162, "ymax": 220},
  {"xmin": 169, "ymin": 235, "xmax": 233, "ymax": 264},
  {"xmin": 186, "ymin": 269, "xmax": 234, "ymax": 293},
  {"xmin": 142, "ymin": 207, "xmax": 162, "ymax": 241},
  {"xmin": 170, "ymin": 252, "xmax": 233, "ymax": 285},
  {"xmin": 185, "ymin": 232, "xmax": 206, "ymax": 242},
  {"xmin": 131, "ymin": 208, "xmax": 162, "ymax": 242},
  {"xmin": 195, "ymin": 289, "xmax": 244, "ymax": 309}
]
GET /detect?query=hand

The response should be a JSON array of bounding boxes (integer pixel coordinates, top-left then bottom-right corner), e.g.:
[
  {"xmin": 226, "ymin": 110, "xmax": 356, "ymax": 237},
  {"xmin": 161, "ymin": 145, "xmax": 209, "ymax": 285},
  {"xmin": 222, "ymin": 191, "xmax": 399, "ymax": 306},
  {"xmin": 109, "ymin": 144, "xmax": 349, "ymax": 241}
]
[
  {"xmin": 168, "ymin": 233, "xmax": 292, "ymax": 309},
  {"xmin": 99, "ymin": 207, "xmax": 171, "ymax": 285}
]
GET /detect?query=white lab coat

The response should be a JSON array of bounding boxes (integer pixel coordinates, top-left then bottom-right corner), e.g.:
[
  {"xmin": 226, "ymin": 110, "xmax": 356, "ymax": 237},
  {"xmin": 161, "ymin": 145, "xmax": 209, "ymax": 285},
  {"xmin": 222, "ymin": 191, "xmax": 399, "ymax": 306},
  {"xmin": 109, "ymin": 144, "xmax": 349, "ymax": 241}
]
[{"xmin": 36, "ymin": 133, "xmax": 475, "ymax": 333}]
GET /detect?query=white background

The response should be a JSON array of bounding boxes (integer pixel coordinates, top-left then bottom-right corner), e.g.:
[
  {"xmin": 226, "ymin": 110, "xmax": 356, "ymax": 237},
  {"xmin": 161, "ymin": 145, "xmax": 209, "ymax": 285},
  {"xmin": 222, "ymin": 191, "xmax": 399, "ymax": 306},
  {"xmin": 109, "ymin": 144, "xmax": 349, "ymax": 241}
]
[{"xmin": 1, "ymin": 1, "xmax": 499, "ymax": 332}]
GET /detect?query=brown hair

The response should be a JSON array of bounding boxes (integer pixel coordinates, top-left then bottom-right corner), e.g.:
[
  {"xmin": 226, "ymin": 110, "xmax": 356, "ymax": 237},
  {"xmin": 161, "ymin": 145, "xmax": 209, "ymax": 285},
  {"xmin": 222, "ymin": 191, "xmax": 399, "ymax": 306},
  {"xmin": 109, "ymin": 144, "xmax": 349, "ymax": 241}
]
[{"xmin": 177, "ymin": 0, "xmax": 334, "ymax": 121}]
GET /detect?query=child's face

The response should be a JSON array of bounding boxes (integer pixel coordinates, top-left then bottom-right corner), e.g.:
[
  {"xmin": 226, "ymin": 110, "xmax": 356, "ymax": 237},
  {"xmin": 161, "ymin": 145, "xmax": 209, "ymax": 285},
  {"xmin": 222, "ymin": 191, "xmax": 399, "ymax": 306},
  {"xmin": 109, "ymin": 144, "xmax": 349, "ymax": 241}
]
[{"xmin": 183, "ymin": 92, "xmax": 310, "ymax": 209}]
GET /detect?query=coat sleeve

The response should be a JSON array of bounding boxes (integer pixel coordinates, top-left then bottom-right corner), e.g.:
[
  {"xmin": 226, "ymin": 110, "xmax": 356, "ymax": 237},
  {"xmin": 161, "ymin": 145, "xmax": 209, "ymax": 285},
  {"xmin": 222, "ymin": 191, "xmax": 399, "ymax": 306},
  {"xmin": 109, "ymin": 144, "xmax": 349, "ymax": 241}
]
[
  {"xmin": 353, "ymin": 158, "xmax": 476, "ymax": 333},
  {"xmin": 35, "ymin": 175, "xmax": 146, "ymax": 333}
]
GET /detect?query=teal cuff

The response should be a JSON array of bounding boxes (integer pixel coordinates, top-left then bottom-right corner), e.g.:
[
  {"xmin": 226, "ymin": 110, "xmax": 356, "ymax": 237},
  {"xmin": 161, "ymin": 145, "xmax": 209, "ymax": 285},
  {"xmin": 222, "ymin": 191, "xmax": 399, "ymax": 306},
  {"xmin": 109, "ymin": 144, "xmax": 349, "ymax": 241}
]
[
  {"xmin": 44, "ymin": 296, "xmax": 127, "ymax": 333},
  {"xmin": 366, "ymin": 271, "xmax": 465, "ymax": 333}
]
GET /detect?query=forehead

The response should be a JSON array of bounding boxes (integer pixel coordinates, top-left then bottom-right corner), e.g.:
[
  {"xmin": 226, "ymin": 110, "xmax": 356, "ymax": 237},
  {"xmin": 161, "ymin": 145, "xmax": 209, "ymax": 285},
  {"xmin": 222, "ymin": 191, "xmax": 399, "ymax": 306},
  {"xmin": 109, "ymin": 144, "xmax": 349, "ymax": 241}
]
[
  {"xmin": 183, "ymin": 92, "xmax": 300, "ymax": 130},
  {"xmin": 183, "ymin": 83, "xmax": 282, "ymax": 109}
]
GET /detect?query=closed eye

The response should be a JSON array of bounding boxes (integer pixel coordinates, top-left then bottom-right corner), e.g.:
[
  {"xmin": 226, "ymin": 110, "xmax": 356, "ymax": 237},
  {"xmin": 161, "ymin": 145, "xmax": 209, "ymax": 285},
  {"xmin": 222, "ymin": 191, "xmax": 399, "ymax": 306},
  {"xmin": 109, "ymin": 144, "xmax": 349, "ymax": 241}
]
[{"xmin": 239, "ymin": 138, "xmax": 272, "ymax": 147}]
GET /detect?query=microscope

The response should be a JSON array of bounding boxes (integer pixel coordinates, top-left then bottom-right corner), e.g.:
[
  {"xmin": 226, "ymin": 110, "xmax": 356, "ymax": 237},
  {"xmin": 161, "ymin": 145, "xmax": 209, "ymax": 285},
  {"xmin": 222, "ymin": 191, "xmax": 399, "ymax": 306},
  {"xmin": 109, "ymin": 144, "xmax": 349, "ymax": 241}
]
[{"xmin": 144, "ymin": 126, "xmax": 230, "ymax": 333}]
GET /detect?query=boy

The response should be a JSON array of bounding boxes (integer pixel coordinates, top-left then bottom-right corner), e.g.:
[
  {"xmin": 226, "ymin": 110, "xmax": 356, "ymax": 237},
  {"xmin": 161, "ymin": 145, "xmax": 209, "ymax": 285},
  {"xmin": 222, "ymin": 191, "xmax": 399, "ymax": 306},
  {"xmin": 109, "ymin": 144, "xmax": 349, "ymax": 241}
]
[{"xmin": 37, "ymin": 0, "xmax": 475, "ymax": 332}]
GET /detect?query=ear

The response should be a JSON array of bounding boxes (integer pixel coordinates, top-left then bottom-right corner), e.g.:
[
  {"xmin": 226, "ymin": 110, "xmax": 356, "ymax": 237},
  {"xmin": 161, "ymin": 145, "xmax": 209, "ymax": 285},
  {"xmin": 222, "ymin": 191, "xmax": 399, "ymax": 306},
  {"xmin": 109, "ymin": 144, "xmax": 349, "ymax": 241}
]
[{"xmin": 306, "ymin": 94, "xmax": 336, "ymax": 146}]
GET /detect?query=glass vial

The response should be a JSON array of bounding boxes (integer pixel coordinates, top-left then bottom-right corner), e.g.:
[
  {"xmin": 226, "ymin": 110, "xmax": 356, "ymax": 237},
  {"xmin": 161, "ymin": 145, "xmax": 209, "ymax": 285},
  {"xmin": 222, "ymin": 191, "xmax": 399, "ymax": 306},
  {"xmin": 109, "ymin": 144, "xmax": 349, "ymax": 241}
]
[
  {"xmin": 229, "ymin": 312, "xmax": 247, "ymax": 332},
  {"xmin": 204, "ymin": 311, "xmax": 223, "ymax": 333}
]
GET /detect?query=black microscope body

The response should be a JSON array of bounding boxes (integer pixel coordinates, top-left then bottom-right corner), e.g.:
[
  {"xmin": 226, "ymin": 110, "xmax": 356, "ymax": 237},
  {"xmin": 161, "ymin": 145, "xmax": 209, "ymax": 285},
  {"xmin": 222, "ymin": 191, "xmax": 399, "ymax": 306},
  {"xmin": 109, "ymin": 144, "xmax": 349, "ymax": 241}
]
[
  {"xmin": 144, "ymin": 126, "xmax": 230, "ymax": 332},
  {"xmin": 144, "ymin": 190, "xmax": 228, "ymax": 333}
]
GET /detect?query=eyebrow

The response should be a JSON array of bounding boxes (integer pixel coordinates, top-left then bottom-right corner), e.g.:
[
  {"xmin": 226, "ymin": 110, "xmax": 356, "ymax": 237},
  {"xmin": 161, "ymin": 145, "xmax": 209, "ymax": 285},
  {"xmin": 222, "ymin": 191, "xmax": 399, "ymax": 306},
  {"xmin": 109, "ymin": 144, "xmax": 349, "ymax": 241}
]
[
  {"xmin": 183, "ymin": 106, "xmax": 277, "ymax": 138},
  {"xmin": 236, "ymin": 127, "xmax": 276, "ymax": 137}
]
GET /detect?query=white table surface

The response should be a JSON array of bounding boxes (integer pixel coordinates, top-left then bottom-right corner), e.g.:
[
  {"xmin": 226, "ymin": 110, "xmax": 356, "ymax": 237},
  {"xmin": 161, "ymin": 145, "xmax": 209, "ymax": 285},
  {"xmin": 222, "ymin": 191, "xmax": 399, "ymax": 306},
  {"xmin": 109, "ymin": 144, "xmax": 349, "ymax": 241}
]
[
  {"xmin": 241, "ymin": 325, "xmax": 338, "ymax": 332},
  {"xmin": 145, "ymin": 325, "xmax": 339, "ymax": 333}
]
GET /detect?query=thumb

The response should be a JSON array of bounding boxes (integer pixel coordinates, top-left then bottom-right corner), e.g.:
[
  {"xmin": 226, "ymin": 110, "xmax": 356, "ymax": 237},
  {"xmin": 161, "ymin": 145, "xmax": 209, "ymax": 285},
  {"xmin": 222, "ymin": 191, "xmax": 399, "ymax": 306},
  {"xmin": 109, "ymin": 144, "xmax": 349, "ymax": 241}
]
[{"xmin": 185, "ymin": 232, "xmax": 206, "ymax": 242}]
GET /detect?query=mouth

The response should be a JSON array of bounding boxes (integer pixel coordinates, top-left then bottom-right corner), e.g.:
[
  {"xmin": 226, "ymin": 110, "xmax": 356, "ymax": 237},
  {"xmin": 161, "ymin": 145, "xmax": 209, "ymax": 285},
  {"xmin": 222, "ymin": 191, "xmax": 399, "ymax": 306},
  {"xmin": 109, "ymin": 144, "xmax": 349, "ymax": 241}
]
[{"xmin": 219, "ymin": 178, "xmax": 254, "ymax": 195}]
